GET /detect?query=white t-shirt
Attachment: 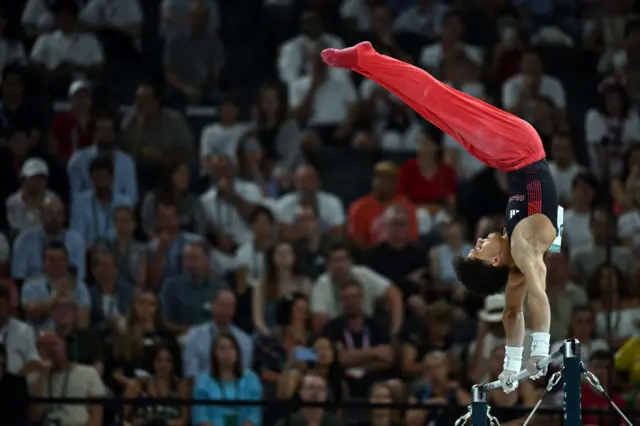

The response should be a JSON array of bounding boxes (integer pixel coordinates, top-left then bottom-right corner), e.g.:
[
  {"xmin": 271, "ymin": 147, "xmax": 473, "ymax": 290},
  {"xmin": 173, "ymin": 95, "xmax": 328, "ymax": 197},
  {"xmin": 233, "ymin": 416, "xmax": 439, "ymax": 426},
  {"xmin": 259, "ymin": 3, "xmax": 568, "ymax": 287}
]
[
  {"xmin": 288, "ymin": 75, "xmax": 358, "ymax": 126},
  {"xmin": 234, "ymin": 241, "xmax": 265, "ymax": 283},
  {"xmin": 548, "ymin": 162, "xmax": 585, "ymax": 203},
  {"xmin": 200, "ymin": 180, "xmax": 264, "ymax": 245},
  {"xmin": 275, "ymin": 191, "xmax": 345, "ymax": 229},
  {"xmin": 199, "ymin": 122, "xmax": 251, "ymax": 160},
  {"xmin": 379, "ymin": 121, "xmax": 423, "ymax": 152},
  {"xmin": 563, "ymin": 209, "xmax": 592, "ymax": 254},
  {"xmin": 502, "ymin": 73, "xmax": 566, "ymax": 119},
  {"xmin": 30, "ymin": 30, "xmax": 104, "ymax": 71},
  {"xmin": 419, "ymin": 42, "xmax": 484, "ymax": 71},
  {"xmin": 0, "ymin": 318, "xmax": 40, "ymax": 374},
  {"xmin": 80, "ymin": 0, "xmax": 143, "ymax": 29},
  {"xmin": 5, "ymin": 190, "xmax": 56, "ymax": 233},
  {"xmin": 278, "ymin": 33, "xmax": 347, "ymax": 85},
  {"xmin": 618, "ymin": 209, "xmax": 640, "ymax": 250},
  {"xmin": 310, "ymin": 265, "xmax": 390, "ymax": 318}
]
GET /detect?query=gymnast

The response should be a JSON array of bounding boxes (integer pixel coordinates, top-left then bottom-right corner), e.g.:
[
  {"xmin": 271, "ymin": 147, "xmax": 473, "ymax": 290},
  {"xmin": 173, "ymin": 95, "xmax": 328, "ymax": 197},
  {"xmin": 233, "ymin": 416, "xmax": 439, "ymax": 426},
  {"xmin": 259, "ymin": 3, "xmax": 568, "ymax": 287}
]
[{"xmin": 321, "ymin": 42, "xmax": 564, "ymax": 393}]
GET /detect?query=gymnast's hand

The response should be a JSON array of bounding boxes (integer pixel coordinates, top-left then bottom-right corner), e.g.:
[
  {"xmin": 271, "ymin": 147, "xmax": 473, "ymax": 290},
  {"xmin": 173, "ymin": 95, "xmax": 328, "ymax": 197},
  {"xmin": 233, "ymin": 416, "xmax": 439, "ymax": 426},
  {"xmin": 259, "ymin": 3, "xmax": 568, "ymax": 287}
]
[
  {"xmin": 526, "ymin": 356, "xmax": 548, "ymax": 380},
  {"xmin": 498, "ymin": 369, "xmax": 519, "ymax": 393}
]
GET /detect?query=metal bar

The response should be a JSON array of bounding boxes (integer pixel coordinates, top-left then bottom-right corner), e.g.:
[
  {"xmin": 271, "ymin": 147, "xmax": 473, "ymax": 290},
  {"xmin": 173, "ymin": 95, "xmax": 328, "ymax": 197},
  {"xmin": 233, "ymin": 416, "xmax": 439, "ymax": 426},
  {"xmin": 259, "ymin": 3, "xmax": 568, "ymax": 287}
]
[
  {"xmin": 471, "ymin": 385, "xmax": 488, "ymax": 426},
  {"xmin": 562, "ymin": 339, "xmax": 582, "ymax": 426}
]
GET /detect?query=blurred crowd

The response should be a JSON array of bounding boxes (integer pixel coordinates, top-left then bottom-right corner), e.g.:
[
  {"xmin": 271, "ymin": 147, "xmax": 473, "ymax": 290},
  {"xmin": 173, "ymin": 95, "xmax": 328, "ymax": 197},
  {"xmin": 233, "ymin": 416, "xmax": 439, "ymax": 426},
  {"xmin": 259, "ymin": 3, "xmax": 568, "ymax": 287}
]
[{"xmin": 0, "ymin": 0, "xmax": 639, "ymax": 425}]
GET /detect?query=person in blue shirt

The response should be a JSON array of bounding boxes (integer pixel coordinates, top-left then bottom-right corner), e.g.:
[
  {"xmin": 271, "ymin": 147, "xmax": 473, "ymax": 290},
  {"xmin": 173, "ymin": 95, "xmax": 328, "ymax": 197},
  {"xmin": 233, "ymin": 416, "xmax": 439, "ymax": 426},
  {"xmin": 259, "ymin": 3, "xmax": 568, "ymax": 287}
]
[
  {"xmin": 192, "ymin": 331, "xmax": 262, "ymax": 426},
  {"xmin": 11, "ymin": 194, "xmax": 86, "ymax": 282},
  {"xmin": 67, "ymin": 111, "xmax": 139, "ymax": 203},
  {"xmin": 70, "ymin": 155, "xmax": 134, "ymax": 245}
]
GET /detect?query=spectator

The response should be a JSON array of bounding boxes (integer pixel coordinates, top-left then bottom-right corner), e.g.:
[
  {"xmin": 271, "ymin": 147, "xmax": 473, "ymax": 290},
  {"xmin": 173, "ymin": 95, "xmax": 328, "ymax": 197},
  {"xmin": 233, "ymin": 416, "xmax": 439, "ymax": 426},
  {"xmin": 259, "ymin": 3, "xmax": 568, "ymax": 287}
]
[
  {"xmin": 587, "ymin": 263, "xmax": 640, "ymax": 346},
  {"xmin": 374, "ymin": 95, "xmax": 424, "ymax": 153},
  {"xmin": 392, "ymin": 0, "xmax": 450, "ymax": 39},
  {"xmin": 183, "ymin": 289, "xmax": 253, "ymax": 377},
  {"xmin": 322, "ymin": 280, "xmax": 394, "ymax": 397},
  {"xmin": 199, "ymin": 94, "xmax": 251, "ymax": 166},
  {"xmin": 0, "ymin": 342, "xmax": 29, "ymax": 426},
  {"xmin": 278, "ymin": 10, "xmax": 346, "ymax": 87},
  {"xmin": 548, "ymin": 133, "xmax": 585, "ymax": 206},
  {"xmin": 252, "ymin": 241, "xmax": 312, "ymax": 334},
  {"xmin": 563, "ymin": 173, "xmax": 598, "ymax": 254},
  {"xmin": 614, "ymin": 19, "xmax": 640, "ymax": 103},
  {"xmin": 294, "ymin": 206, "xmax": 333, "ymax": 280},
  {"xmin": 530, "ymin": 96, "xmax": 569, "ymax": 154},
  {"xmin": 311, "ymin": 241, "xmax": 403, "ymax": 332},
  {"xmin": 467, "ymin": 295, "xmax": 507, "ymax": 383},
  {"xmin": 123, "ymin": 343, "xmax": 189, "ymax": 425},
  {"xmin": 235, "ymin": 132, "xmax": 277, "ymax": 197},
  {"xmin": 21, "ymin": 0, "xmax": 90, "ymax": 38},
  {"xmin": 275, "ymin": 371, "xmax": 346, "ymax": 426},
  {"xmin": 339, "ymin": 0, "xmax": 375, "ymax": 33},
  {"xmin": 615, "ymin": 333, "xmax": 640, "ymax": 385},
  {"xmin": 368, "ymin": 5, "xmax": 404, "ymax": 58},
  {"xmin": 161, "ymin": 241, "xmax": 229, "ymax": 334},
  {"xmin": 348, "ymin": 162, "xmax": 418, "ymax": 248},
  {"xmin": 585, "ymin": 83, "xmax": 640, "ymax": 179},
  {"xmin": 570, "ymin": 207, "xmax": 636, "ymax": 287},
  {"xmin": 21, "ymin": 241, "xmax": 91, "ymax": 330},
  {"xmin": 80, "ymin": 0, "xmax": 143, "ymax": 58},
  {"xmin": 0, "ymin": 284, "xmax": 40, "ymax": 375},
  {"xmin": 192, "ymin": 332, "xmax": 263, "ymax": 426},
  {"xmin": 276, "ymin": 165, "xmax": 345, "ymax": 239},
  {"xmin": 141, "ymin": 161, "xmax": 207, "ymax": 236},
  {"xmin": 360, "ymin": 381, "xmax": 402, "ymax": 426},
  {"xmin": 0, "ymin": 9, "xmax": 26, "ymax": 71},
  {"xmin": 161, "ymin": 0, "xmax": 220, "ymax": 40},
  {"xmin": 67, "ymin": 109, "xmax": 139, "ymax": 203},
  {"xmin": 90, "ymin": 250, "xmax": 134, "ymax": 331},
  {"xmin": 5, "ymin": 158, "xmax": 55, "ymax": 234},
  {"xmin": 164, "ymin": 0, "xmax": 225, "ymax": 105},
  {"xmin": 29, "ymin": 1, "xmax": 104, "ymax": 90},
  {"xmin": 235, "ymin": 206, "xmax": 276, "ymax": 288},
  {"xmin": 441, "ymin": 51, "xmax": 485, "ymax": 99},
  {"xmin": 254, "ymin": 83, "xmax": 303, "ymax": 191},
  {"xmin": 419, "ymin": 12, "xmax": 483, "ymax": 74},
  {"xmin": 582, "ymin": 350, "xmax": 627, "ymax": 426},
  {"xmin": 70, "ymin": 156, "xmax": 134, "ymax": 245},
  {"xmin": 200, "ymin": 154, "xmax": 263, "ymax": 246},
  {"xmin": 0, "ymin": 65, "xmax": 45, "ymax": 147},
  {"xmin": 50, "ymin": 80, "xmax": 94, "ymax": 160},
  {"xmin": 550, "ymin": 305, "xmax": 609, "ymax": 365},
  {"xmin": 502, "ymin": 49, "xmax": 566, "ymax": 121},
  {"xmin": 11, "ymin": 194, "xmax": 86, "ymax": 281},
  {"xmin": 618, "ymin": 179, "xmax": 640, "ymax": 253},
  {"xmin": 545, "ymin": 252, "xmax": 588, "ymax": 342},
  {"xmin": 29, "ymin": 331, "xmax": 105, "ymax": 426},
  {"xmin": 108, "ymin": 290, "xmax": 179, "ymax": 394}
]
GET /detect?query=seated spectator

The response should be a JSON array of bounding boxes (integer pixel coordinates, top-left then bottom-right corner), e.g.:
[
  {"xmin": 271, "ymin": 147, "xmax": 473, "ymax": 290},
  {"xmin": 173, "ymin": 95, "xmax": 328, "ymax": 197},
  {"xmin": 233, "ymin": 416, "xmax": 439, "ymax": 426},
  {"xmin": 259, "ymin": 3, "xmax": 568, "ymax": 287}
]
[
  {"xmin": 97, "ymin": 205, "xmax": 147, "ymax": 287},
  {"xmin": 141, "ymin": 161, "xmax": 207, "ymax": 237},
  {"xmin": 183, "ymin": 290, "xmax": 253, "ymax": 378},
  {"xmin": 406, "ymin": 351, "xmax": 470, "ymax": 426},
  {"xmin": 29, "ymin": 1, "xmax": 104, "ymax": 91},
  {"xmin": 236, "ymin": 206, "xmax": 277, "ymax": 289},
  {"xmin": 584, "ymin": 1, "xmax": 637, "ymax": 72},
  {"xmin": 587, "ymin": 263, "xmax": 640, "ymax": 347},
  {"xmin": 161, "ymin": 241, "xmax": 229, "ymax": 335},
  {"xmin": 21, "ymin": 0, "xmax": 91, "ymax": 38},
  {"xmin": 293, "ymin": 206, "xmax": 333, "ymax": 280},
  {"xmin": 276, "ymin": 165, "xmax": 345, "ymax": 239},
  {"xmin": 90, "ymin": 250, "xmax": 134, "ymax": 331},
  {"xmin": 164, "ymin": 0, "xmax": 225, "ymax": 106},
  {"xmin": 29, "ymin": 331, "xmax": 105, "ymax": 426},
  {"xmin": 192, "ymin": 332, "xmax": 263, "ymax": 426},
  {"xmin": 348, "ymin": 162, "xmax": 418, "ymax": 249},
  {"xmin": 200, "ymin": 154, "xmax": 263, "ymax": 246},
  {"xmin": 529, "ymin": 96, "xmax": 569, "ymax": 154},
  {"xmin": 123, "ymin": 343, "xmax": 189, "ymax": 425},
  {"xmin": 50, "ymin": 80, "xmax": 94, "ymax": 161},
  {"xmin": 275, "ymin": 371, "xmax": 346, "ymax": 426},
  {"xmin": 357, "ymin": 381, "xmax": 402, "ymax": 426},
  {"xmin": 199, "ymin": 94, "xmax": 250, "ymax": 163},
  {"xmin": 0, "ymin": 284, "xmax": 40, "ymax": 375},
  {"xmin": 0, "ymin": 9, "xmax": 26, "ymax": 71},
  {"xmin": 146, "ymin": 202, "xmax": 204, "ymax": 289},
  {"xmin": 5, "ymin": 158, "xmax": 55, "ymax": 235},
  {"xmin": 367, "ymin": 5, "xmax": 404, "ymax": 58},
  {"xmin": 613, "ymin": 20, "xmax": 640, "ymax": 103},
  {"xmin": 160, "ymin": 0, "xmax": 220, "ymax": 40},
  {"xmin": 278, "ymin": 10, "xmax": 345, "ymax": 87},
  {"xmin": 121, "ymin": 82, "xmax": 194, "ymax": 190},
  {"xmin": 12, "ymin": 195, "xmax": 86, "ymax": 281},
  {"xmin": 618, "ymin": 179, "xmax": 640, "ymax": 254},
  {"xmin": 551, "ymin": 305, "xmax": 608, "ymax": 365},
  {"xmin": 582, "ymin": 351, "xmax": 627, "ymax": 426},
  {"xmin": 70, "ymin": 156, "xmax": 134, "ymax": 245},
  {"xmin": 311, "ymin": 242, "xmax": 403, "ymax": 332},
  {"xmin": 548, "ymin": 133, "xmax": 585, "ymax": 207},
  {"xmin": 21, "ymin": 241, "xmax": 91, "ymax": 331},
  {"xmin": 501, "ymin": 49, "xmax": 566, "ymax": 122},
  {"xmin": 80, "ymin": 0, "xmax": 143, "ymax": 58},
  {"xmin": 585, "ymin": 83, "xmax": 640, "ymax": 179},
  {"xmin": 398, "ymin": 131, "xmax": 457, "ymax": 212},
  {"xmin": 570, "ymin": 207, "xmax": 636, "ymax": 287},
  {"xmin": 612, "ymin": 145, "xmax": 640, "ymax": 212},
  {"xmin": 392, "ymin": 0, "xmax": 449, "ymax": 39},
  {"xmin": 0, "ymin": 343, "xmax": 29, "ymax": 426},
  {"xmin": 615, "ymin": 333, "xmax": 640, "ymax": 385},
  {"xmin": 322, "ymin": 280, "xmax": 394, "ymax": 397},
  {"xmin": 467, "ymin": 295, "xmax": 507, "ymax": 384},
  {"xmin": 0, "ymin": 65, "xmax": 45, "ymax": 147},
  {"xmin": 252, "ymin": 242, "xmax": 312, "ymax": 334},
  {"xmin": 374, "ymin": 96, "xmax": 423, "ymax": 153},
  {"xmin": 108, "ymin": 290, "xmax": 179, "ymax": 395},
  {"xmin": 67, "ymin": 110, "xmax": 138, "ymax": 203},
  {"xmin": 563, "ymin": 173, "xmax": 598, "ymax": 255},
  {"xmin": 419, "ymin": 12, "xmax": 483, "ymax": 74},
  {"xmin": 253, "ymin": 82, "xmax": 303, "ymax": 191},
  {"xmin": 441, "ymin": 51, "xmax": 485, "ymax": 99},
  {"xmin": 236, "ymin": 132, "xmax": 277, "ymax": 197}
]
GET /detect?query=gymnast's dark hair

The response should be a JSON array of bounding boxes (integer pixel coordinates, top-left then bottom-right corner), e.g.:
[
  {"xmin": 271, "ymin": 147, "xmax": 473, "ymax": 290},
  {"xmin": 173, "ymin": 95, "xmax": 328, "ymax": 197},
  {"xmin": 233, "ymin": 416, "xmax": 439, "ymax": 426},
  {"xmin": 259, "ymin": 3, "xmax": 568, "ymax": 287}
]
[{"xmin": 452, "ymin": 255, "xmax": 510, "ymax": 296}]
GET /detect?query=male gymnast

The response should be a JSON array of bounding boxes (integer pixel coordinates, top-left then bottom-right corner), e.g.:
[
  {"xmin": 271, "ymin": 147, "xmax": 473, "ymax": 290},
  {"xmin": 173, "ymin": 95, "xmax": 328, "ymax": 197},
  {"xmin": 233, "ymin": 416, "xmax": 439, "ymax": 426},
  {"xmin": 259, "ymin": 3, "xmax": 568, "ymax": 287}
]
[{"xmin": 321, "ymin": 42, "xmax": 564, "ymax": 393}]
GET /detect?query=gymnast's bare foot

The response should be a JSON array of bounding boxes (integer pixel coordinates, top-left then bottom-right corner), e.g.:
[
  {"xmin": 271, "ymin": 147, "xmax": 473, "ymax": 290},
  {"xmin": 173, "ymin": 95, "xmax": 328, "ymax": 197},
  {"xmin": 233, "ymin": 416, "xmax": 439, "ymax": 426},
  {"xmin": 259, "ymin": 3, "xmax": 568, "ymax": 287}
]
[{"xmin": 321, "ymin": 41, "xmax": 374, "ymax": 69}]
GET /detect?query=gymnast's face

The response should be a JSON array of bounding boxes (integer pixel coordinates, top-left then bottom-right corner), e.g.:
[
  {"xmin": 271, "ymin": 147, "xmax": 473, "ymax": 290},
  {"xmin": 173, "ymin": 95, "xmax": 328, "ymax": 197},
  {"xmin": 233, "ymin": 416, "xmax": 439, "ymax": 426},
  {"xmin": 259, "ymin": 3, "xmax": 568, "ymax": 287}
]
[{"xmin": 468, "ymin": 232, "xmax": 503, "ymax": 266}]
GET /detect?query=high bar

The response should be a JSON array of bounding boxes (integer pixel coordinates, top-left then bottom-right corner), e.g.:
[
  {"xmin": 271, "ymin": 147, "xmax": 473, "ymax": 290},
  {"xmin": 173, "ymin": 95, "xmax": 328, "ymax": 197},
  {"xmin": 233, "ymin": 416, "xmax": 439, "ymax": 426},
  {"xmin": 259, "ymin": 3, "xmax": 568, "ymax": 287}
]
[{"xmin": 476, "ymin": 347, "xmax": 562, "ymax": 392}]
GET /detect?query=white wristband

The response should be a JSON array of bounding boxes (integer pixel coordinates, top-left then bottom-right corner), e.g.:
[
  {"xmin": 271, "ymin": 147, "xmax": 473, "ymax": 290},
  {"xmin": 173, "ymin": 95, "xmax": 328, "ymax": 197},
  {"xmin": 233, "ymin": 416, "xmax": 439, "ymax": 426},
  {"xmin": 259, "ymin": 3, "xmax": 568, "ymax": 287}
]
[
  {"xmin": 530, "ymin": 332, "xmax": 551, "ymax": 358},
  {"xmin": 504, "ymin": 346, "xmax": 523, "ymax": 372}
]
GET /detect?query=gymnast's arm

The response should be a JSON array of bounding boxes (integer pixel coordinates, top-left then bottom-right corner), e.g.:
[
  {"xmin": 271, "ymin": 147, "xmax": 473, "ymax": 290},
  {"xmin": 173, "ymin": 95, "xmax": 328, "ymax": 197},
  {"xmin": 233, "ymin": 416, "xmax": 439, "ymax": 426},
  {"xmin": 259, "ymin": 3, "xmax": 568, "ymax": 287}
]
[{"xmin": 502, "ymin": 271, "xmax": 526, "ymax": 348}]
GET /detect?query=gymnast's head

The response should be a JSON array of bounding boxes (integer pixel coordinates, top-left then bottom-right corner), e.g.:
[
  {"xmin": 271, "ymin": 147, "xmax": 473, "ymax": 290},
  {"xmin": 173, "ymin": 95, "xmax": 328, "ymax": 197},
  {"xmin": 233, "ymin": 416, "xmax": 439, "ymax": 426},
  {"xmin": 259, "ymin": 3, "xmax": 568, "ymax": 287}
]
[{"xmin": 453, "ymin": 232, "xmax": 510, "ymax": 296}]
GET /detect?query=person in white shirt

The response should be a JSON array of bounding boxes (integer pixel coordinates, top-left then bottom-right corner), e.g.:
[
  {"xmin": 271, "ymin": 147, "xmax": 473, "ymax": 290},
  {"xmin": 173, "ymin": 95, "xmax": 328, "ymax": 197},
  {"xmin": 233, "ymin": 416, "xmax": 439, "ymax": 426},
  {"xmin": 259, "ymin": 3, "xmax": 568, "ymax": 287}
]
[
  {"xmin": 200, "ymin": 155, "xmax": 264, "ymax": 246},
  {"xmin": 29, "ymin": 2, "xmax": 104, "ymax": 86},
  {"xmin": 501, "ymin": 49, "xmax": 566, "ymax": 122},
  {"xmin": 234, "ymin": 206, "xmax": 276, "ymax": 287},
  {"xmin": 0, "ymin": 284, "xmax": 40, "ymax": 375},
  {"xmin": 419, "ymin": 12, "xmax": 483, "ymax": 75},
  {"xmin": 618, "ymin": 179, "xmax": 640, "ymax": 253},
  {"xmin": 199, "ymin": 94, "xmax": 251, "ymax": 164},
  {"xmin": 563, "ymin": 173, "xmax": 598, "ymax": 255},
  {"xmin": 548, "ymin": 133, "xmax": 585, "ymax": 206},
  {"xmin": 21, "ymin": 0, "xmax": 89, "ymax": 38},
  {"xmin": 278, "ymin": 10, "xmax": 346, "ymax": 86},
  {"xmin": 310, "ymin": 241, "xmax": 403, "ymax": 332},
  {"xmin": 392, "ymin": 0, "xmax": 450, "ymax": 39},
  {"xmin": 276, "ymin": 165, "xmax": 345, "ymax": 239}
]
